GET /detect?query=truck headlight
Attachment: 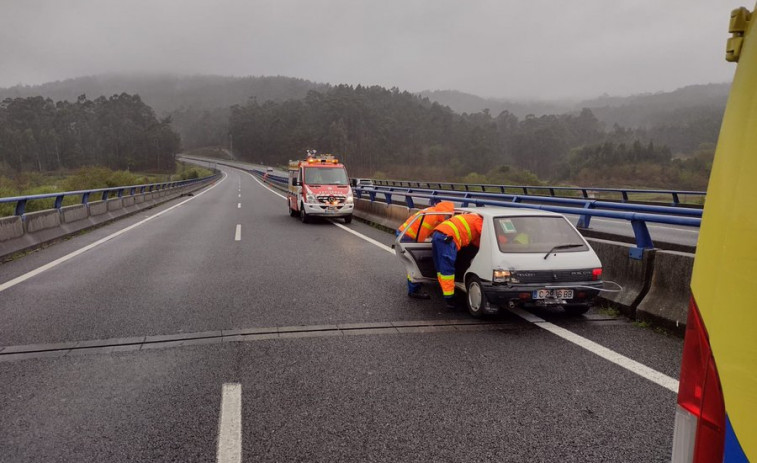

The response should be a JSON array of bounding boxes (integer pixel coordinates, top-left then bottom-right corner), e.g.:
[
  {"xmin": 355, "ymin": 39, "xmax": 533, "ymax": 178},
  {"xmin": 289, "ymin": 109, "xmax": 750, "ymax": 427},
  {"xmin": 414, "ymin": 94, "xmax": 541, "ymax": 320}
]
[
  {"xmin": 493, "ymin": 268, "xmax": 511, "ymax": 284},
  {"xmin": 346, "ymin": 193, "xmax": 354, "ymax": 204},
  {"xmin": 306, "ymin": 192, "xmax": 316, "ymax": 203}
]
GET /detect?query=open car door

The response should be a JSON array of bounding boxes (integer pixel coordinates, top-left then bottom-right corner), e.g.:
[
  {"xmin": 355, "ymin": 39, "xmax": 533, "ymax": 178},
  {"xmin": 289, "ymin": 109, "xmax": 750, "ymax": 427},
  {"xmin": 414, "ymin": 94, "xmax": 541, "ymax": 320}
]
[{"xmin": 393, "ymin": 211, "xmax": 453, "ymax": 284}]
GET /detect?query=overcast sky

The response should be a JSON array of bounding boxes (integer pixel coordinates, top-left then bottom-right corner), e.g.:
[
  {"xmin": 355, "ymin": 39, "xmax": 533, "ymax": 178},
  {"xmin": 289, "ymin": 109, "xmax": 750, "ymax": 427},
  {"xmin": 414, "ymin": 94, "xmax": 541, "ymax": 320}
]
[{"xmin": 0, "ymin": 0, "xmax": 738, "ymax": 99}]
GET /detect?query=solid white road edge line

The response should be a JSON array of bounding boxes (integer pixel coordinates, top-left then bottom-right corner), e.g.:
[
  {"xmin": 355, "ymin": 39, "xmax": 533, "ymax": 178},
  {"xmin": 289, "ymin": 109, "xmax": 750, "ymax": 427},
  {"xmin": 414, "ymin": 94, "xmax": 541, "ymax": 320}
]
[
  {"xmin": 245, "ymin": 166, "xmax": 678, "ymax": 392},
  {"xmin": 246, "ymin": 171, "xmax": 393, "ymax": 255},
  {"xmin": 0, "ymin": 173, "xmax": 227, "ymax": 293},
  {"xmin": 235, "ymin": 224, "xmax": 242, "ymax": 241},
  {"xmin": 217, "ymin": 383, "xmax": 242, "ymax": 463},
  {"xmin": 508, "ymin": 306, "xmax": 679, "ymax": 393}
]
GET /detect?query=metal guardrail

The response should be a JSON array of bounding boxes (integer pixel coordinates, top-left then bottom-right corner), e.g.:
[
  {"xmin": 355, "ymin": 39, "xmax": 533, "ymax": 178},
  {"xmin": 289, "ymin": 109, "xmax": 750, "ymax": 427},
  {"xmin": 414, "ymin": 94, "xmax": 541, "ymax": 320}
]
[
  {"xmin": 0, "ymin": 174, "xmax": 220, "ymax": 217},
  {"xmin": 354, "ymin": 185, "xmax": 702, "ymax": 229},
  {"xmin": 354, "ymin": 187, "xmax": 700, "ymax": 255},
  {"xmin": 371, "ymin": 179, "xmax": 705, "ymax": 207}
]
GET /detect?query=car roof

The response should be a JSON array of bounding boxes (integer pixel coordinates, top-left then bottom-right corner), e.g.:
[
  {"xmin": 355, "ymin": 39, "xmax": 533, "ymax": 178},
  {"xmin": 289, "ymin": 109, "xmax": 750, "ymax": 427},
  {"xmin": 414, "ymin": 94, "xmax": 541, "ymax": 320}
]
[{"xmin": 456, "ymin": 206, "xmax": 564, "ymax": 219}]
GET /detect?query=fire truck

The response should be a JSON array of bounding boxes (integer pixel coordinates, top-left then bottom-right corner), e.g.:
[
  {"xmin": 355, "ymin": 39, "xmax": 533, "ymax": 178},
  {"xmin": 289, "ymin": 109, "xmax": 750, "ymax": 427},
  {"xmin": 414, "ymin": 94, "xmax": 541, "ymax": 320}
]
[{"xmin": 287, "ymin": 150, "xmax": 354, "ymax": 224}]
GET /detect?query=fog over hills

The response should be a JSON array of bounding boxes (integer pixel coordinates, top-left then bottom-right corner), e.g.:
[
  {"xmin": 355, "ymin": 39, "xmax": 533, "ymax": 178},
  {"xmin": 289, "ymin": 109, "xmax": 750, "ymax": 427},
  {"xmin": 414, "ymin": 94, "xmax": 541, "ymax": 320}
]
[{"xmin": 0, "ymin": 73, "xmax": 729, "ymax": 129}]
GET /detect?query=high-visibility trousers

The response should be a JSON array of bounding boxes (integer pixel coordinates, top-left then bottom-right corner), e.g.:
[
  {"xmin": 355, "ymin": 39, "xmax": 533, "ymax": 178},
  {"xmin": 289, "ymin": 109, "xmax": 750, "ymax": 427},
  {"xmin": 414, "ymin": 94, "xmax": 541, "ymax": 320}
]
[
  {"xmin": 396, "ymin": 230, "xmax": 422, "ymax": 294},
  {"xmin": 431, "ymin": 231, "xmax": 457, "ymax": 299}
]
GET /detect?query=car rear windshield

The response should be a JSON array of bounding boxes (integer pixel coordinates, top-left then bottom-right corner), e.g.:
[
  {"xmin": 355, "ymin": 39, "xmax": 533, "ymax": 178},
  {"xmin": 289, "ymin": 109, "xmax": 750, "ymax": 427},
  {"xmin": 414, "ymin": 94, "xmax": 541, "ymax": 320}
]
[
  {"xmin": 304, "ymin": 167, "xmax": 348, "ymax": 185},
  {"xmin": 493, "ymin": 216, "xmax": 588, "ymax": 254}
]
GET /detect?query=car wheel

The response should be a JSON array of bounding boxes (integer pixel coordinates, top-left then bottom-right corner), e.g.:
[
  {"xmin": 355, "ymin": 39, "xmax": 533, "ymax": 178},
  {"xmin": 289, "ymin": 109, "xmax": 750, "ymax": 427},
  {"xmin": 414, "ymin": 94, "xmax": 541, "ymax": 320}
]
[
  {"xmin": 299, "ymin": 203, "xmax": 309, "ymax": 223},
  {"xmin": 562, "ymin": 304, "xmax": 590, "ymax": 316},
  {"xmin": 344, "ymin": 214, "xmax": 352, "ymax": 224},
  {"xmin": 465, "ymin": 276, "xmax": 487, "ymax": 318}
]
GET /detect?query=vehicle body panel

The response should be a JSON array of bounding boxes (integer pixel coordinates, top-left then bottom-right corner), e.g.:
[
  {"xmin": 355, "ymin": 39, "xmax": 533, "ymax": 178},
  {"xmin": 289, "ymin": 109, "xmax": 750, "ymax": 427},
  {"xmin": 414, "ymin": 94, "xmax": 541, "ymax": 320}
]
[
  {"xmin": 287, "ymin": 155, "xmax": 355, "ymax": 219},
  {"xmin": 684, "ymin": 4, "xmax": 757, "ymax": 459},
  {"xmin": 395, "ymin": 207, "xmax": 603, "ymax": 313}
]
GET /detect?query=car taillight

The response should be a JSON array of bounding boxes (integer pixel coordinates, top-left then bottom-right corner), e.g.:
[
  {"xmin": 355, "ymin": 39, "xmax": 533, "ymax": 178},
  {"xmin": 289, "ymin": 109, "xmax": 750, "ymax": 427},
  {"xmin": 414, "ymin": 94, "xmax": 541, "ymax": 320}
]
[
  {"xmin": 671, "ymin": 297, "xmax": 725, "ymax": 463},
  {"xmin": 591, "ymin": 268, "xmax": 602, "ymax": 281}
]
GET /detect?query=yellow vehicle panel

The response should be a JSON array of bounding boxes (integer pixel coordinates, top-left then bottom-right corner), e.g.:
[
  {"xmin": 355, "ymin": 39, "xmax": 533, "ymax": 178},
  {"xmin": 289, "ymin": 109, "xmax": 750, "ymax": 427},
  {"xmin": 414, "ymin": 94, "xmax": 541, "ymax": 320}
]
[{"xmin": 690, "ymin": 4, "xmax": 757, "ymax": 459}]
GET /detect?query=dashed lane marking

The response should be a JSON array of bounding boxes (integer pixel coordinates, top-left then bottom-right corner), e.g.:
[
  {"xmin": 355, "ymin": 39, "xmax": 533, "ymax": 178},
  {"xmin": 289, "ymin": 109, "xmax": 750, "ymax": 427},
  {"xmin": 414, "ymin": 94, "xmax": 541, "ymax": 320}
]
[
  {"xmin": 235, "ymin": 225, "xmax": 242, "ymax": 241},
  {"xmin": 508, "ymin": 306, "xmax": 679, "ymax": 393},
  {"xmin": 237, "ymin": 203, "xmax": 241, "ymax": 209},
  {"xmin": 217, "ymin": 383, "xmax": 242, "ymax": 463},
  {"xmin": 0, "ymin": 173, "xmax": 227, "ymax": 294}
]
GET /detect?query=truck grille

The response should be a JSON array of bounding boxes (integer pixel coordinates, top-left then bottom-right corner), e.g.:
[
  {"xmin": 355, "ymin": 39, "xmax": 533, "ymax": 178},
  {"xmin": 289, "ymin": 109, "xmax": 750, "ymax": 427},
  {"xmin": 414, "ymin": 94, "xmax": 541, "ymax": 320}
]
[
  {"xmin": 512, "ymin": 269, "xmax": 595, "ymax": 283},
  {"xmin": 317, "ymin": 195, "xmax": 345, "ymax": 205}
]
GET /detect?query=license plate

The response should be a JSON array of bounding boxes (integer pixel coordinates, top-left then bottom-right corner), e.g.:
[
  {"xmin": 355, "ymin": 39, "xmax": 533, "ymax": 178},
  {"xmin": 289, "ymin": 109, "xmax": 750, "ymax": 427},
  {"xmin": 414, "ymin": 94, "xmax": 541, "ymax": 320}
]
[
  {"xmin": 327, "ymin": 206, "xmax": 337, "ymax": 212},
  {"xmin": 533, "ymin": 289, "xmax": 574, "ymax": 299}
]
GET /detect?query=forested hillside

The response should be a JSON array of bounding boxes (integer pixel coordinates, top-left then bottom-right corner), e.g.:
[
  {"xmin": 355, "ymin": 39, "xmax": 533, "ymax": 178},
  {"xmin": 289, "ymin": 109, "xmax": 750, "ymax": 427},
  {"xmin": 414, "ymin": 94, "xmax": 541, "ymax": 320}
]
[
  {"xmin": 229, "ymin": 85, "xmax": 711, "ymax": 188},
  {"xmin": 0, "ymin": 74, "xmax": 720, "ymax": 189},
  {"xmin": 0, "ymin": 94, "xmax": 179, "ymax": 172}
]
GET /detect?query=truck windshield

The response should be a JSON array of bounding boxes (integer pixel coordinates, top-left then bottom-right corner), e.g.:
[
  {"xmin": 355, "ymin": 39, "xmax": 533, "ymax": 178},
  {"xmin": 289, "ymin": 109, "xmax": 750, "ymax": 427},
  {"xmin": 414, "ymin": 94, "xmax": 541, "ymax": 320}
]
[
  {"xmin": 494, "ymin": 216, "xmax": 587, "ymax": 254},
  {"xmin": 304, "ymin": 167, "xmax": 348, "ymax": 185}
]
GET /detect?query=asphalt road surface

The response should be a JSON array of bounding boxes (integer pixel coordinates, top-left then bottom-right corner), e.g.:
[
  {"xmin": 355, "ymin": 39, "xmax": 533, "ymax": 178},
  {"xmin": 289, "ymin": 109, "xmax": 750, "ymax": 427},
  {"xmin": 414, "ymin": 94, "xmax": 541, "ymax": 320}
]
[{"xmin": 0, "ymin": 165, "xmax": 684, "ymax": 462}]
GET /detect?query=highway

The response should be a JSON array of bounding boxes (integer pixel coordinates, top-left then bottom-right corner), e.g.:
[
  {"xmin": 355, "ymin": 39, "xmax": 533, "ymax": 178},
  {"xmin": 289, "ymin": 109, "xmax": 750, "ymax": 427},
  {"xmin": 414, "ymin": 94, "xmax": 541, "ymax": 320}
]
[{"xmin": 0, "ymin": 164, "xmax": 683, "ymax": 462}]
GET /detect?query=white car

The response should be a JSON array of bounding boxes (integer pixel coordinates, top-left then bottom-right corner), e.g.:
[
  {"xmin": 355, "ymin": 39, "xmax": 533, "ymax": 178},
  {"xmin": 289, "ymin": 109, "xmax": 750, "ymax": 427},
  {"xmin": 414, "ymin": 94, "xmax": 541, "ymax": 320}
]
[{"xmin": 394, "ymin": 207, "xmax": 604, "ymax": 317}]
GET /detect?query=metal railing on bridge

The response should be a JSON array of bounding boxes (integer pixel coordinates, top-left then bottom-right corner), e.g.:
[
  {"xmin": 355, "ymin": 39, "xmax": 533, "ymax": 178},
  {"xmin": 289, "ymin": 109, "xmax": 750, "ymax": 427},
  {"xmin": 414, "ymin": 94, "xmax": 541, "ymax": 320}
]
[
  {"xmin": 0, "ymin": 174, "xmax": 221, "ymax": 217},
  {"xmin": 371, "ymin": 179, "xmax": 705, "ymax": 208}
]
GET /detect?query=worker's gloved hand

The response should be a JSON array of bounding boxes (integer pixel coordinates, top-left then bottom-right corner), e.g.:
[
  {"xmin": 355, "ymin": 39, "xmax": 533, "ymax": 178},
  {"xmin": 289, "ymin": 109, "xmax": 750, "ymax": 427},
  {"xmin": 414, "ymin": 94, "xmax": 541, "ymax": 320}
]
[{"xmin": 444, "ymin": 235, "xmax": 453, "ymax": 243}]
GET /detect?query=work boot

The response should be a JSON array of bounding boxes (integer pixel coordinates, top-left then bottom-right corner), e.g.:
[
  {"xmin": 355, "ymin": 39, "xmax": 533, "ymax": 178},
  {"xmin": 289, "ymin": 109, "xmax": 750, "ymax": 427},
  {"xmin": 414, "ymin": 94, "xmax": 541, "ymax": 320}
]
[
  {"xmin": 408, "ymin": 291, "xmax": 431, "ymax": 300},
  {"xmin": 444, "ymin": 299, "xmax": 457, "ymax": 310}
]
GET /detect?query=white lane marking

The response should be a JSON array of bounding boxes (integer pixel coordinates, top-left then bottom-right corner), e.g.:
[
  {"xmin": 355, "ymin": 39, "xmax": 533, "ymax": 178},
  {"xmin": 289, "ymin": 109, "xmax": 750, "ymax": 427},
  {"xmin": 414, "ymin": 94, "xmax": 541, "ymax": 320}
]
[
  {"xmin": 508, "ymin": 307, "xmax": 679, "ymax": 393},
  {"xmin": 330, "ymin": 221, "xmax": 394, "ymax": 255},
  {"xmin": 217, "ymin": 383, "xmax": 242, "ymax": 463},
  {"xmin": 247, "ymin": 172, "xmax": 285, "ymax": 199},
  {"xmin": 237, "ymin": 203, "xmax": 241, "ymax": 209},
  {"xmin": 238, "ymin": 193, "xmax": 241, "ymax": 198},
  {"xmin": 235, "ymin": 224, "xmax": 242, "ymax": 241},
  {"xmin": 246, "ymin": 171, "xmax": 393, "ymax": 255},
  {"xmin": 0, "ymin": 173, "xmax": 227, "ymax": 293}
]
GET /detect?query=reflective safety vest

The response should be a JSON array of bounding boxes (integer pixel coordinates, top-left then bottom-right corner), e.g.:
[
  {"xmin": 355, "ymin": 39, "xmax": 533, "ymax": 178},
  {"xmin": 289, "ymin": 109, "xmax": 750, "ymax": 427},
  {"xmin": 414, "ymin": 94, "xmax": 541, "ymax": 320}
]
[
  {"xmin": 397, "ymin": 201, "xmax": 455, "ymax": 242},
  {"xmin": 434, "ymin": 213, "xmax": 483, "ymax": 250}
]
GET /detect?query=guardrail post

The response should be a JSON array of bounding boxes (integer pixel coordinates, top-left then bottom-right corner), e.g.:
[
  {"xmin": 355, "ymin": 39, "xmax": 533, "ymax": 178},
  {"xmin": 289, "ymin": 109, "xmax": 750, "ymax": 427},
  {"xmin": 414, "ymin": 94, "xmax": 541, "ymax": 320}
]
[
  {"xmin": 630, "ymin": 219, "xmax": 654, "ymax": 259},
  {"xmin": 549, "ymin": 188, "xmax": 555, "ymax": 197},
  {"xmin": 581, "ymin": 189, "xmax": 589, "ymax": 198},
  {"xmin": 577, "ymin": 202, "xmax": 595, "ymax": 228},
  {"xmin": 117, "ymin": 188, "xmax": 124, "ymax": 198},
  {"xmin": 430, "ymin": 191, "xmax": 440, "ymax": 206},
  {"xmin": 462, "ymin": 193, "xmax": 472, "ymax": 207},
  {"xmin": 405, "ymin": 190, "xmax": 415, "ymax": 209},
  {"xmin": 369, "ymin": 190, "xmax": 376, "ymax": 202},
  {"xmin": 81, "ymin": 192, "xmax": 90, "ymax": 205},
  {"xmin": 383, "ymin": 191, "xmax": 393, "ymax": 205},
  {"xmin": 101, "ymin": 191, "xmax": 109, "ymax": 201},
  {"xmin": 15, "ymin": 199, "xmax": 26, "ymax": 216},
  {"xmin": 621, "ymin": 191, "xmax": 629, "ymax": 202},
  {"xmin": 522, "ymin": 187, "xmax": 528, "ymax": 195},
  {"xmin": 54, "ymin": 195, "xmax": 64, "ymax": 210},
  {"xmin": 671, "ymin": 192, "xmax": 680, "ymax": 207}
]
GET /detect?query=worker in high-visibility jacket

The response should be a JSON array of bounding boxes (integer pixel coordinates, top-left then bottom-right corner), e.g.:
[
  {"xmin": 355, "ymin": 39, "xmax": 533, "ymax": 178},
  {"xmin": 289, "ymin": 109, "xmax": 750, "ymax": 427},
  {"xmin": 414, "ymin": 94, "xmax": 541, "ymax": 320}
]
[
  {"xmin": 431, "ymin": 213, "xmax": 483, "ymax": 308},
  {"xmin": 396, "ymin": 201, "xmax": 455, "ymax": 299}
]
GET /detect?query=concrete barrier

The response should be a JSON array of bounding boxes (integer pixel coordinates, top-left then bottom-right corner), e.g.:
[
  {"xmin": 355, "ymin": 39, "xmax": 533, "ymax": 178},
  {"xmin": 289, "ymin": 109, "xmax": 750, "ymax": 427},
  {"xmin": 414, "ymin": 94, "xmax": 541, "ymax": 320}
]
[
  {"xmin": 61, "ymin": 204, "xmax": 88, "ymax": 223},
  {"xmin": 0, "ymin": 177, "xmax": 217, "ymax": 261},
  {"xmin": 637, "ymin": 250, "xmax": 694, "ymax": 329},
  {"xmin": 106, "ymin": 198, "xmax": 123, "ymax": 211},
  {"xmin": 0, "ymin": 216, "xmax": 24, "ymax": 242},
  {"xmin": 24, "ymin": 210, "xmax": 61, "ymax": 233},
  {"xmin": 587, "ymin": 238, "xmax": 655, "ymax": 317},
  {"xmin": 354, "ymin": 199, "xmax": 410, "ymax": 230},
  {"xmin": 89, "ymin": 201, "xmax": 107, "ymax": 216}
]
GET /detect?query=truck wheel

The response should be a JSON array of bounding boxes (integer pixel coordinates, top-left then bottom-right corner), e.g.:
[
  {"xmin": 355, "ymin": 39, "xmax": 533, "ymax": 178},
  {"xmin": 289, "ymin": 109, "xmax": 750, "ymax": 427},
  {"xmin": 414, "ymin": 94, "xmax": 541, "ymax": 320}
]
[
  {"xmin": 299, "ymin": 203, "xmax": 310, "ymax": 223},
  {"xmin": 465, "ymin": 276, "xmax": 487, "ymax": 318},
  {"xmin": 344, "ymin": 214, "xmax": 352, "ymax": 224}
]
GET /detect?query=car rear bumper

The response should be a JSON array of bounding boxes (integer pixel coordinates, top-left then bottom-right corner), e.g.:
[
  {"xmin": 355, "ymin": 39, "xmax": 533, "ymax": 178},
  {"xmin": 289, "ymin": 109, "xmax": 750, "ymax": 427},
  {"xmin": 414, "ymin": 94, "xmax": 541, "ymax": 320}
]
[{"xmin": 480, "ymin": 280, "xmax": 603, "ymax": 307}]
